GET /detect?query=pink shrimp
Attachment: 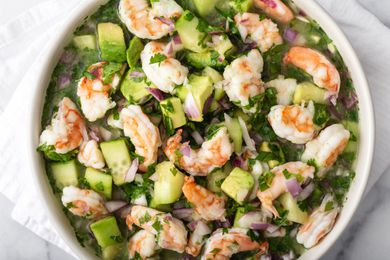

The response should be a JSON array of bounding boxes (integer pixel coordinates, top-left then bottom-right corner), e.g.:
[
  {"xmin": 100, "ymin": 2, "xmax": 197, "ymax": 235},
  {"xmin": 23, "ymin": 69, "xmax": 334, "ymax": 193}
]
[{"xmin": 253, "ymin": 0, "xmax": 294, "ymax": 24}]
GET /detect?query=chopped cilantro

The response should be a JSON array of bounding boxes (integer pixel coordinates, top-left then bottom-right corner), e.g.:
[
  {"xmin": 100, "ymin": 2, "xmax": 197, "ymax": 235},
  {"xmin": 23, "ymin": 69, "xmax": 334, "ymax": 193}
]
[
  {"xmin": 246, "ymin": 229, "xmax": 260, "ymax": 242},
  {"xmin": 205, "ymin": 124, "xmax": 223, "ymax": 140},
  {"xmin": 161, "ymin": 100, "xmax": 174, "ymax": 113},
  {"xmin": 282, "ymin": 169, "xmax": 304, "ymax": 183},
  {"xmin": 110, "ymin": 235, "xmax": 123, "ymax": 243},
  {"xmin": 150, "ymin": 53, "xmax": 167, "ymax": 64},
  {"xmin": 37, "ymin": 144, "xmax": 78, "ymax": 162},
  {"xmin": 274, "ymin": 207, "xmax": 289, "ymax": 227},
  {"xmin": 102, "ymin": 62, "xmax": 123, "ymax": 84},
  {"xmin": 222, "ymin": 228, "xmax": 228, "ymax": 234},
  {"xmin": 95, "ymin": 181, "xmax": 105, "ymax": 192},
  {"xmin": 83, "ymin": 71, "xmax": 96, "ymax": 79},
  {"xmin": 325, "ymin": 201, "xmax": 334, "ymax": 211},
  {"xmin": 313, "ymin": 103, "xmax": 330, "ymax": 126},
  {"xmin": 170, "ymin": 167, "xmax": 178, "ymax": 176},
  {"xmin": 139, "ymin": 212, "xmax": 151, "ymax": 225},
  {"xmin": 258, "ymin": 171, "xmax": 275, "ymax": 191},
  {"xmin": 152, "ymin": 219, "xmax": 163, "ymax": 233},
  {"xmin": 184, "ymin": 12, "xmax": 194, "ymax": 21},
  {"xmin": 210, "ymin": 248, "xmax": 221, "ymax": 254}
]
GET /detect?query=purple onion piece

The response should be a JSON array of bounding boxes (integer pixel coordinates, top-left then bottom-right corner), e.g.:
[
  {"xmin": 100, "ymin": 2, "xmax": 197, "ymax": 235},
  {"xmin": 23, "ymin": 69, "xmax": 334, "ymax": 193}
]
[
  {"xmin": 173, "ymin": 34, "xmax": 182, "ymax": 45},
  {"xmin": 146, "ymin": 87, "xmax": 164, "ymax": 101},
  {"xmin": 184, "ymin": 93, "xmax": 201, "ymax": 119},
  {"xmin": 328, "ymin": 104, "xmax": 343, "ymax": 120},
  {"xmin": 232, "ymin": 155, "xmax": 246, "ymax": 169},
  {"xmin": 58, "ymin": 74, "xmax": 71, "ymax": 89},
  {"xmin": 172, "ymin": 208, "xmax": 194, "ymax": 219},
  {"xmin": 249, "ymin": 131, "xmax": 263, "ymax": 145},
  {"xmin": 296, "ymin": 182, "xmax": 315, "ymax": 201},
  {"xmin": 342, "ymin": 91, "xmax": 358, "ymax": 109},
  {"xmin": 283, "ymin": 28, "xmax": 298, "ymax": 43},
  {"xmin": 191, "ymin": 131, "xmax": 204, "ymax": 145},
  {"xmin": 285, "ymin": 178, "xmax": 303, "ymax": 197},
  {"xmin": 180, "ymin": 144, "xmax": 191, "ymax": 157},
  {"xmin": 105, "ymin": 201, "xmax": 128, "ymax": 213},
  {"xmin": 118, "ymin": 205, "xmax": 133, "ymax": 218},
  {"xmin": 261, "ymin": 0, "xmax": 277, "ymax": 8},
  {"xmin": 124, "ymin": 158, "xmax": 139, "ymax": 183},
  {"xmin": 203, "ymin": 95, "xmax": 214, "ymax": 114},
  {"xmin": 173, "ymin": 200, "xmax": 186, "ymax": 209},
  {"xmin": 129, "ymin": 71, "xmax": 145, "ymax": 78},
  {"xmin": 60, "ymin": 50, "xmax": 76, "ymax": 64},
  {"xmin": 187, "ymin": 220, "xmax": 198, "ymax": 231}
]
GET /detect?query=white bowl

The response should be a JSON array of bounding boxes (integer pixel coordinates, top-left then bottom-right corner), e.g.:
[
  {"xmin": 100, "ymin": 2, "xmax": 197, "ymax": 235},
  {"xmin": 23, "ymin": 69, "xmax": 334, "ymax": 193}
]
[{"xmin": 26, "ymin": 0, "xmax": 375, "ymax": 259}]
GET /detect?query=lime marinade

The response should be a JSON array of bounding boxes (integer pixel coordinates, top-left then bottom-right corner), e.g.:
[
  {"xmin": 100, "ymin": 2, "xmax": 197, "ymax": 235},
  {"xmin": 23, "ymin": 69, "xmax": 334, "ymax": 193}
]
[{"xmin": 39, "ymin": 0, "xmax": 359, "ymax": 259}]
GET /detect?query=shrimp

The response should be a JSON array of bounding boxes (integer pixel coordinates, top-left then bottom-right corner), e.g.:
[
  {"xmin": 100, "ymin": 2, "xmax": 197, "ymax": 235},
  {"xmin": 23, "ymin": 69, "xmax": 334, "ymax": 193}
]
[
  {"xmin": 126, "ymin": 205, "xmax": 188, "ymax": 253},
  {"xmin": 222, "ymin": 49, "xmax": 264, "ymax": 113},
  {"xmin": 141, "ymin": 40, "xmax": 188, "ymax": 93},
  {"xmin": 234, "ymin": 13, "xmax": 283, "ymax": 53},
  {"xmin": 265, "ymin": 76, "xmax": 297, "ymax": 105},
  {"xmin": 61, "ymin": 186, "xmax": 107, "ymax": 219},
  {"xmin": 301, "ymin": 124, "xmax": 350, "ymax": 169},
  {"xmin": 77, "ymin": 62, "xmax": 123, "ymax": 122},
  {"xmin": 119, "ymin": 0, "xmax": 183, "ymax": 40},
  {"xmin": 268, "ymin": 102, "xmax": 315, "ymax": 144},
  {"xmin": 77, "ymin": 140, "xmax": 105, "ymax": 169},
  {"xmin": 186, "ymin": 220, "xmax": 212, "ymax": 257},
  {"xmin": 202, "ymin": 228, "xmax": 268, "ymax": 260},
  {"xmin": 182, "ymin": 176, "xmax": 226, "ymax": 221},
  {"xmin": 39, "ymin": 97, "xmax": 88, "ymax": 154},
  {"xmin": 128, "ymin": 230, "xmax": 159, "ymax": 259},
  {"xmin": 297, "ymin": 194, "xmax": 339, "ymax": 248},
  {"xmin": 120, "ymin": 105, "xmax": 161, "ymax": 172},
  {"xmin": 253, "ymin": 0, "xmax": 294, "ymax": 24},
  {"xmin": 164, "ymin": 128, "xmax": 233, "ymax": 176},
  {"xmin": 283, "ymin": 47, "xmax": 341, "ymax": 100},
  {"xmin": 257, "ymin": 161, "xmax": 315, "ymax": 217}
]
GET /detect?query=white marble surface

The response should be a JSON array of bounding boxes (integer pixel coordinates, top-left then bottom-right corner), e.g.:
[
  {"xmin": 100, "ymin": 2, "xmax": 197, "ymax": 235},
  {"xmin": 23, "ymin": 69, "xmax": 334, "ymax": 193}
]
[{"xmin": 1, "ymin": 0, "xmax": 390, "ymax": 259}]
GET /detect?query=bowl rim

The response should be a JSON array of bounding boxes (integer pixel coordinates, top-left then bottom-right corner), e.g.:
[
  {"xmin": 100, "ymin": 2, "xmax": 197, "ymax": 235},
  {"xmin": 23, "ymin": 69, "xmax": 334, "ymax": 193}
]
[{"xmin": 26, "ymin": 0, "xmax": 375, "ymax": 259}]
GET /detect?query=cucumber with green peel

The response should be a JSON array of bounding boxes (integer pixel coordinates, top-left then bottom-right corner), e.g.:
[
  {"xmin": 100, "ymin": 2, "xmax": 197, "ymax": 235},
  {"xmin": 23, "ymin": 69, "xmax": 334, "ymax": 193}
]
[
  {"xmin": 230, "ymin": 0, "xmax": 253, "ymax": 12},
  {"xmin": 279, "ymin": 192, "xmax": 308, "ymax": 224},
  {"xmin": 233, "ymin": 207, "xmax": 246, "ymax": 227},
  {"xmin": 193, "ymin": 0, "xmax": 220, "ymax": 17},
  {"xmin": 293, "ymin": 82, "xmax": 328, "ymax": 104},
  {"xmin": 224, "ymin": 115, "xmax": 243, "ymax": 153},
  {"xmin": 207, "ymin": 169, "xmax": 229, "ymax": 193},
  {"xmin": 100, "ymin": 139, "xmax": 131, "ymax": 186},
  {"xmin": 342, "ymin": 120, "xmax": 359, "ymax": 154},
  {"xmin": 84, "ymin": 168, "xmax": 113, "ymax": 199},
  {"xmin": 202, "ymin": 66, "xmax": 223, "ymax": 83},
  {"xmin": 50, "ymin": 160, "xmax": 79, "ymax": 190},
  {"xmin": 149, "ymin": 198, "xmax": 172, "ymax": 212},
  {"xmin": 176, "ymin": 10, "xmax": 208, "ymax": 53},
  {"xmin": 153, "ymin": 161, "xmax": 185, "ymax": 205},
  {"xmin": 73, "ymin": 35, "xmax": 96, "ymax": 50},
  {"xmin": 90, "ymin": 216, "xmax": 123, "ymax": 248},
  {"xmin": 102, "ymin": 243, "xmax": 125, "ymax": 260}
]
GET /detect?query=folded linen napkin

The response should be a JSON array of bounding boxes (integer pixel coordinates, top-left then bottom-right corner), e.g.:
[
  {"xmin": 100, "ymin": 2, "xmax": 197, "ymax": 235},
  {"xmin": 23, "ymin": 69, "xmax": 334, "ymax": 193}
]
[{"xmin": 0, "ymin": 0, "xmax": 389, "ymax": 258}]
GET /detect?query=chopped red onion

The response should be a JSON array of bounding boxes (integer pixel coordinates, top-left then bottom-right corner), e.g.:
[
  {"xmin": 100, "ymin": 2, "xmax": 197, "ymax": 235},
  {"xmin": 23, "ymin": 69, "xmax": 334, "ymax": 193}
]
[
  {"xmin": 88, "ymin": 126, "xmax": 100, "ymax": 142},
  {"xmin": 329, "ymin": 94, "xmax": 338, "ymax": 106},
  {"xmin": 341, "ymin": 91, "xmax": 358, "ymax": 109},
  {"xmin": 283, "ymin": 28, "xmax": 298, "ymax": 43},
  {"xmin": 187, "ymin": 220, "xmax": 198, "ymax": 231},
  {"xmin": 328, "ymin": 104, "xmax": 343, "ymax": 120},
  {"xmin": 60, "ymin": 50, "xmax": 76, "ymax": 64},
  {"xmin": 58, "ymin": 74, "xmax": 71, "ymax": 89},
  {"xmin": 240, "ymin": 18, "xmax": 250, "ymax": 24},
  {"xmin": 173, "ymin": 208, "xmax": 194, "ymax": 219},
  {"xmin": 191, "ymin": 131, "xmax": 204, "ymax": 145},
  {"xmin": 165, "ymin": 42, "xmax": 174, "ymax": 55},
  {"xmin": 232, "ymin": 156, "xmax": 246, "ymax": 169},
  {"xmin": 146, "ymin": 87, "xmax": 164, "ymax": 101},
  {"xmin": 296, "ymin": 181, "xmax": 315, "ymax": 201},
  {"xmin": 105, "ymin": 201, "xmax": 128, "ymax": 213},
  {"xmin": 285, "ymin": 178, "xmax": 303, "ymax": 197},
  {"xmin": 180, "ymin": 144, "xmax": 191, "ymax": 157},
  {"xmin": 173, "ymin": 34, "xmax": 182, "ymax": 44},
  {"xmin": 249, "ymin": 131, "xmax": 263, "ymax": 144},
  {"xmin": 196, "ymin": 221, "xmax": 212, "ymax": 235},
  {"xmin": 173, "ymin": 200, "xmax": 186, "ymax": 209},
  {"xmin": 124, "ymin": 158, "xmax": 139, "ymax": 183},
  {"xmin": 129, "ymin": 71, "xmax": 145, "ymax": 78},
  {"xmin": 118, "ymin": 205, "xmax": 133, "ymax": 218},
  {"xmin": 164, "ymin": 215, "xmax": 173, "ymax": 222},
  {"xmin": 203, "ymin": 95, "xmax": 214, "ymax": 114},
  {"xmin": 238, "ymin": 211, "xmax": 267, "ymax": 229},
  {"xmin": 90, "ymin": 68, "xmax": 100, "ymax": 78},
  {"xmin": 261, "ymin": 0, "xmax": 277, "ymax": 8},
  {"xmin": 251, "ymin": 222, "xmax": 279, "ymax": 233},
  {"xmin": 156, "ymin": 17, "xmax": 173, "ymax": 26},
  {"xmin": 184, "ymin": 93, "xmax": 201, "ymax": 120}
]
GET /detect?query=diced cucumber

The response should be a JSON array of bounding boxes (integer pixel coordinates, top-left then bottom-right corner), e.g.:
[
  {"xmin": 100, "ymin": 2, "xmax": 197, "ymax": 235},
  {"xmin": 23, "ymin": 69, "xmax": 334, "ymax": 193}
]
[
  {"xmin": 221, "ymin": 167, "xmax": 254, "ymax": 204},
  {"xmin": 193, "ymin": 0, "xmax": 220, "ymax": 17},
  {"xmin": 342, "ymin": 120, "xmax": 359, "ymax": 138},
  {"xmin": 160, "ymin": 97, "xmax": 186, "ymax": 129},
  {"xmin": 207, "ymin": 170, "xmax": 229, "ymax": 193},
  {"xmin": 100, "ymin": 139, "xmax": 131, "ymax": 186},
  {"xmin": 149, "ymin": 198, "xmax": 172, "ymax": 212},
  {"xmin": 202, "ymin": 66, "xmax": 223, "ymax": 83},
  {"xmin": 279, "ymin": 192, "xmax": 308, "ymax": 224},
  {"xmin": 293, "ymin": 82, "xmax": 328, "ymax": 105},
  {"xmin": 98, "ymin": 23, "xmax": 127, "ymax": 62},
  {"xmin": 120, "ymin": 69, "xmax": 152, "ymax": 104},
  {"xmin": 186, "ymin": 51, "xmax": 227, "ymax": 69},
  {"xmin": 226, "ymin": 116, "xmax": 243, "ymax": 153},
  {"xmin": 90, "ymin": 216, "xmax": 123, "ymax": 248},
  {"xmin": 342, "ymin": 120, "xmax": 359, "ymax": 153},
  {"xmin": 73, "ymin": 35, "xmax": 96, "ymax": 50},
  {"xmin": 126, "ymin": 37, "xmax": 144, "ymax": 69},
  {"xmin": 85, "ymin": 168, "xmax": 112, "ymax": 199},
  {"xmin": 176, "ymin": 11, "xmax": 208, "ymax": 53},
  {"xmin": 102, "ymin": 243, "xmax": 125, "ymax": 260},
  {"xmin": 50, "ymin": 160, "xmax": 79, "ymax": 190},
  {"xmin": 233, "ymin": 207, "xmax": 246, "ymax": 227},
  {"xmin": 230, "ymin": 0, "xmax": 253, "ymax": 12},
  {"xmin": 153, "ymin": 161, "xmax": 185, "ymax": 205},
  {"xmin": 213, "ymin": 35, "xmax": 234, "ymax": 57}
]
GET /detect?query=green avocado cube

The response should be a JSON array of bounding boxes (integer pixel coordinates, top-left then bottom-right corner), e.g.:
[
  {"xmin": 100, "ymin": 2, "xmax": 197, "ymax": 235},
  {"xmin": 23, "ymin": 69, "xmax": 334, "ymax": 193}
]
[
  {"xmin": 98, "ymin": 23, "xmax": 126, "ymax": 62},
  {"xmin": 90, "ymin": 216, "xmax": 123, "ymax": 249},
  {"xmin": 126, "ymin": 37, "xmax": 144, "ymax": 69},
  {"xmin": 73, "ymin": 35, "xmax": 96, "ymax": 50},
  {"xmin": 293, "ymin": 81, "xmax": 328, "ymax": 105},
  {"xmin": 279, "ymin": 192, "xmax": 308, "ymax": 224},
  {"xmin": 160, "ymin": 97, "xmax": 186, "ymax": 129},
  {"xmin": 175, "ymin": 11, "xmax": 208, "ymax": 53},
  {"xmin": 120, "ymin": 69, "xmax": 152, "ymax": 104},
  {"xmin": 221, "ymin": 167, "xmax": 254, "ymax": 204},
  {"xmin": 85, "ymin": 168, "xmax": 113, "ymax": 199}
]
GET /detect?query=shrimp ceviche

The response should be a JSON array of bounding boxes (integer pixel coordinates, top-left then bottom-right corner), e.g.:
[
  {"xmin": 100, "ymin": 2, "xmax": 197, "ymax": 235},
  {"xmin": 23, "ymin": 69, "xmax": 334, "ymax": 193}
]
[{"xmin": 38, "ymin": 0, "xmax": 360, "ymax": 259}]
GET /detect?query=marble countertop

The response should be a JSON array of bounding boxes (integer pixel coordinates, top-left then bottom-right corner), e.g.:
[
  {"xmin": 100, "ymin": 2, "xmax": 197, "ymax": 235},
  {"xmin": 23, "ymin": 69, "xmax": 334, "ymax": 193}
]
[{"xmin": 1, "ymin": 0, "xmax": 390, "ymax": 259}]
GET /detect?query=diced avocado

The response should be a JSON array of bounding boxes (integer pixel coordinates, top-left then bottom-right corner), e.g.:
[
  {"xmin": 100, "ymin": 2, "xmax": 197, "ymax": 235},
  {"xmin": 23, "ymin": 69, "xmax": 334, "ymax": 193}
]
[
  {"xmin": 73, "ymin": 35, "xmax": 96, "ymax": 50},
  {"xmin": 98, "ymin": 23, "xmax": 126, "ymax": 62},
  {"xmin": 149, "ymin": 198, "xmax": 172, "ymax": 212},
  {"xmin": 213, "ymin": 35, "xmax": 234, "ymax": 58},
  {"xmin": 120, "ymin": 69, "xmax": 152, "ymax": 104},
  {"xmin": 293, "ymin": 82, "xmax": 328, "ymax": 105},
  {"xmin": 186, "ymin": 51, "xmax": 227, "ymax": 69},
  {"xmin": 221, "ymin": 167, "xmax": 254, "ymax": 204},
  {"xmin": 202, "ymin": 67, "xmax": 225, "ymax": 101},
  {"xmin": 100, "ymin": 139, "xmax": 131, "ymax": 186},
  {"xmin": 90, "ymin": 216, "xmax": 123, "ymax": 248},
  {"xmin": 175, "ymin": 11, "xmax": 208, "ymax": 53},
  {"xmin": 233, "ymin": 207, "xmax": 246, "ymax": 227},
  {"xmin": 260, "ymin": 142, "xmax": 280, "ymax": 168},
  {"xmin": 193, "ymin": 0, "xmax": 219, "ymax": 17},
  {"xmin": 85, "ymin": 168, "xmax": 112, "ymax": 199},
  {"xmin": 230, "ymin": 0, "xmax": 253, "ymax": 12},
  {"xmin": 153, "ymin": 161, "xmax": 185, "ymax": 205},
  {"xmin": 207, "ymin": 170, "xmax": 229, "ymax": 193},
  {"xmin": 225, "ymin": 116, "xmax": 243, "ymax": 153},
  {"xmin": 50, "ymin": 160, "xmax": 79, "ymax": 190},
  {"xmin": 102, "ymin": 243, "xmax": 125, "ymax": 260},
  {"xmin": 279, "ymin": 192, "xmax": 308, "ymax": 224},
  {"xmin": 126, "ymin": 37, "xmax": 144, "ymax": 68},
  {"xmin": 160, "ymin": 97, "xmax": 186, "ymax": 129}
]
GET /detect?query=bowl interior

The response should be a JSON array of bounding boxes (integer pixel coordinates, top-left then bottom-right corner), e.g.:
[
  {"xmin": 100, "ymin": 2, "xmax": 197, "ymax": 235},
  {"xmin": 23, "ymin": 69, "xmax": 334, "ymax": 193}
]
[{"xmin": 27, "ymin": 0, "xmax": 375, "ymax": 259}]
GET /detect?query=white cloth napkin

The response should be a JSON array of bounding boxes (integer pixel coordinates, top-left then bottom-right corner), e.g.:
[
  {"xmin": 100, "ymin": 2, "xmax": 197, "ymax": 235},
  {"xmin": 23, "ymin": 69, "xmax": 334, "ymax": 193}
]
[{"xmin": 0, "ymin": 0, "xmax": 390, "ymax": 258}]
